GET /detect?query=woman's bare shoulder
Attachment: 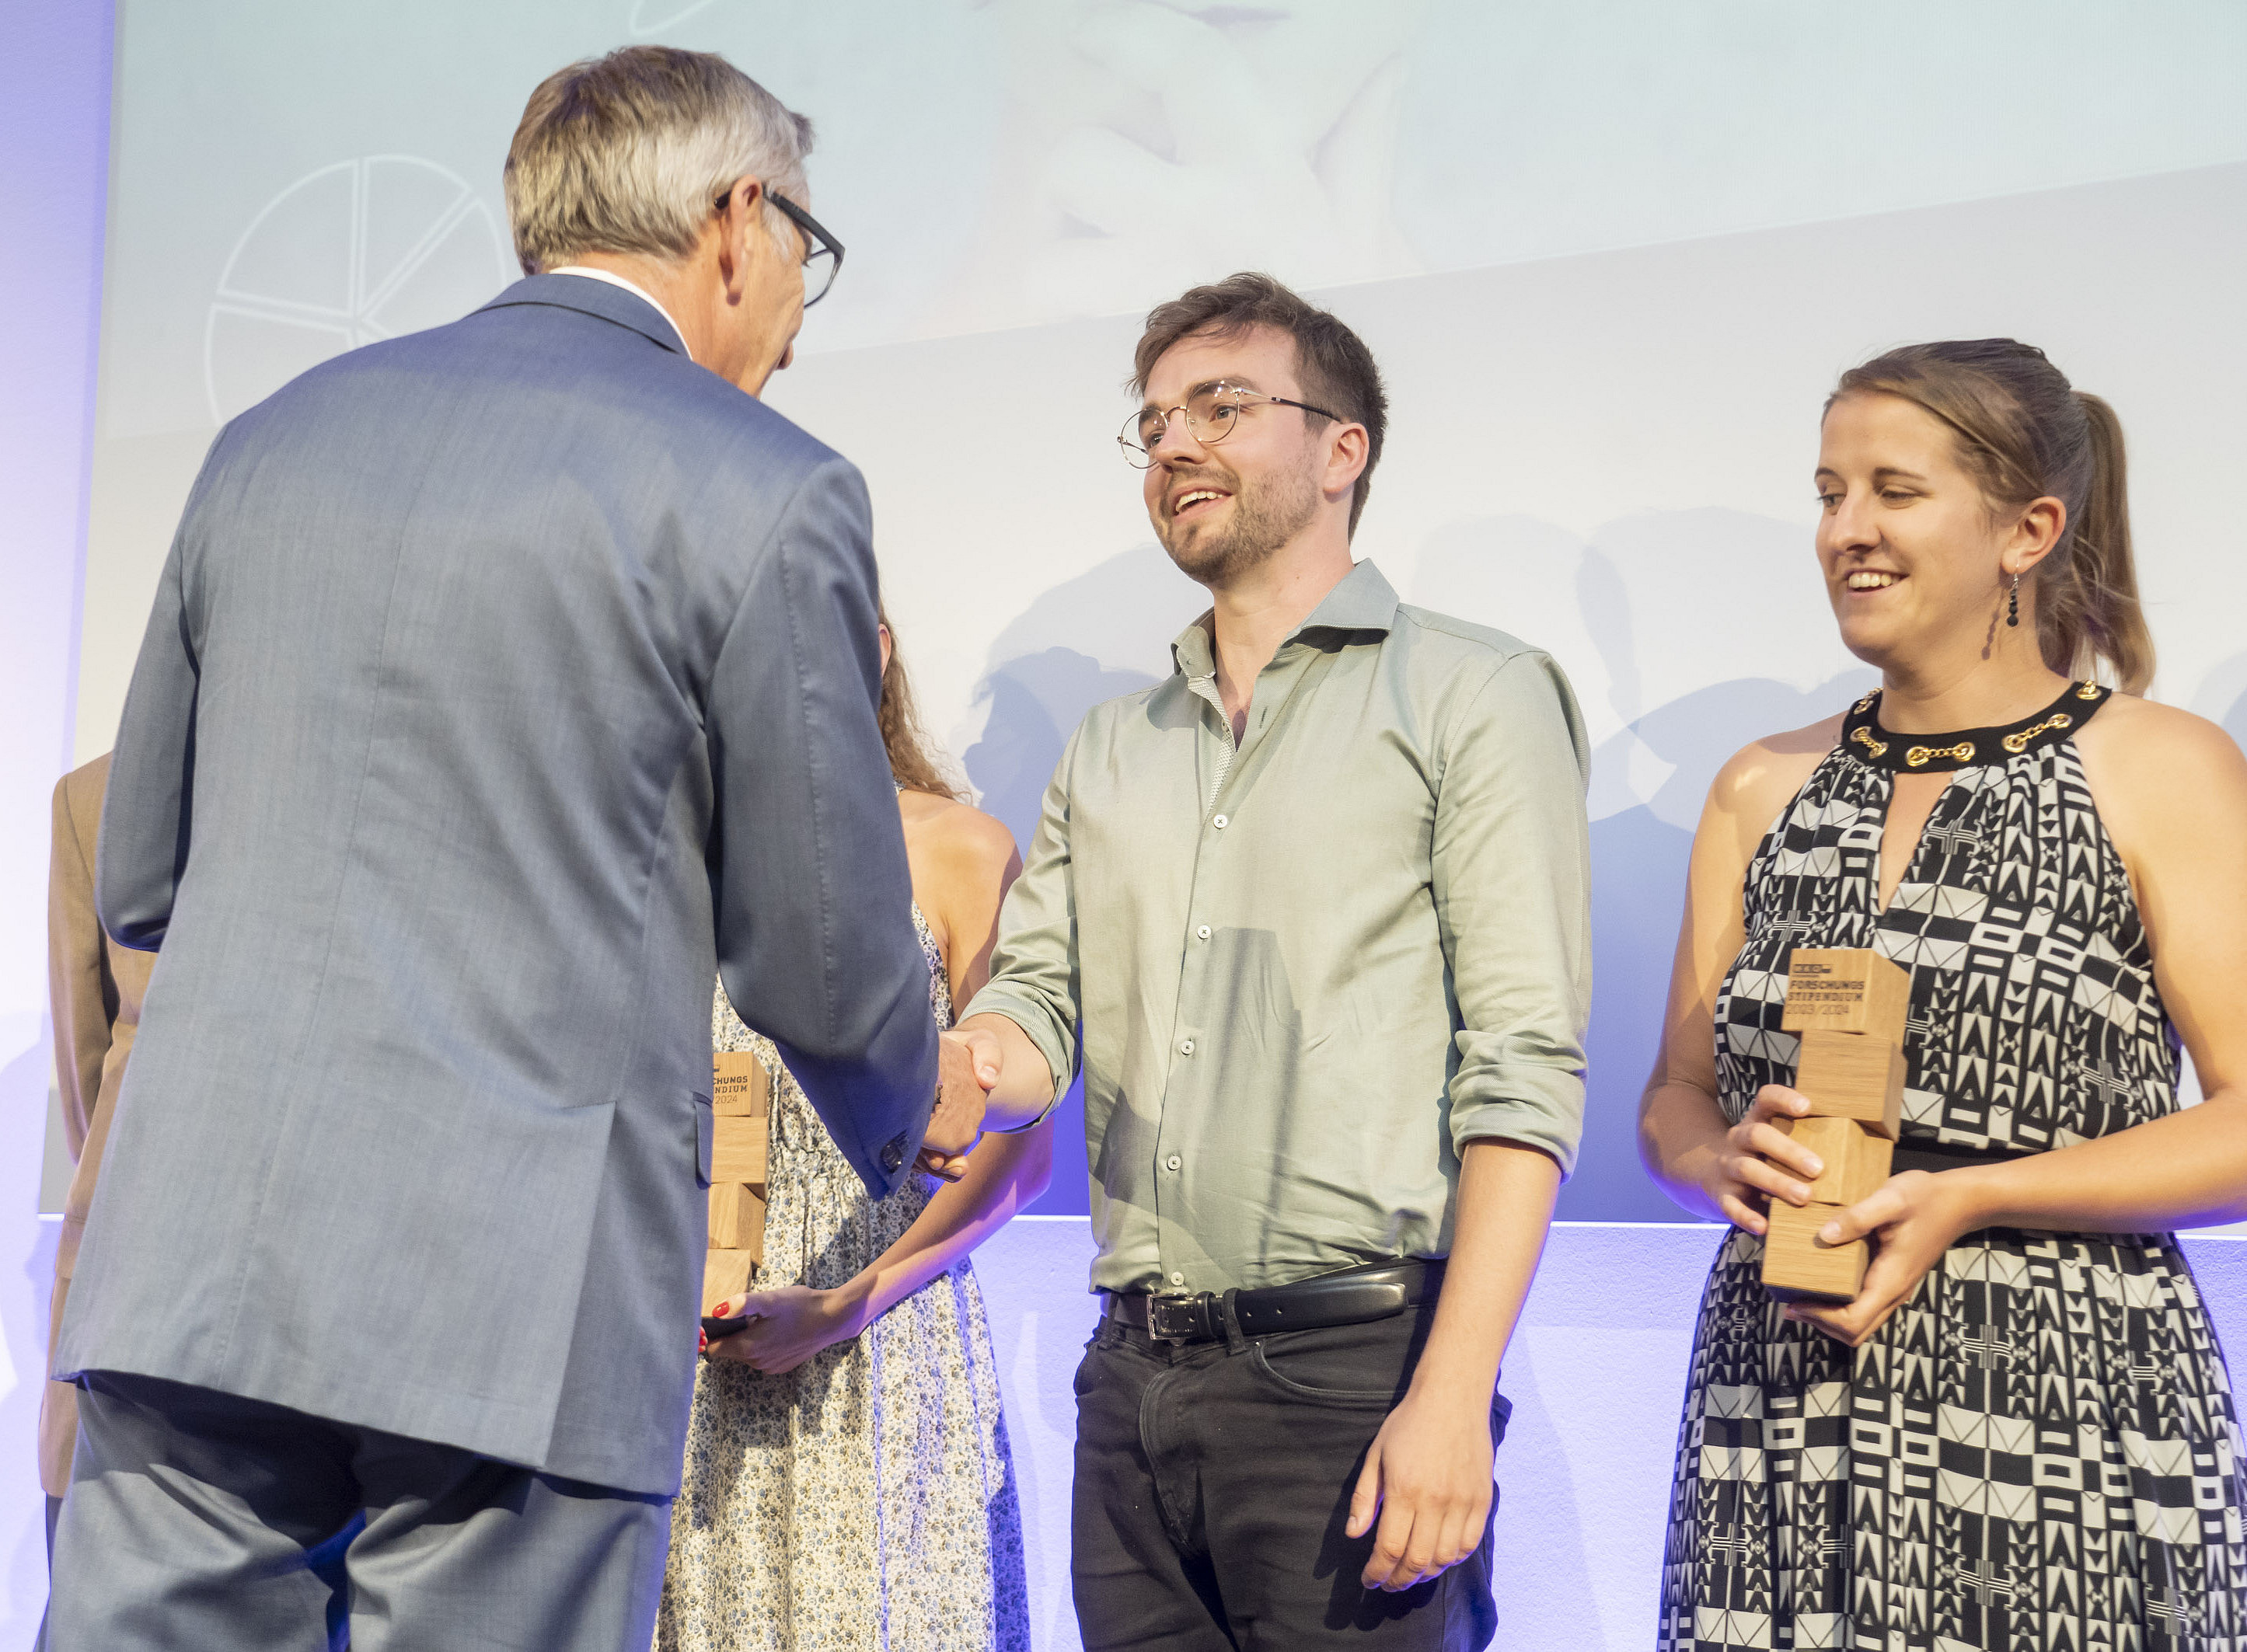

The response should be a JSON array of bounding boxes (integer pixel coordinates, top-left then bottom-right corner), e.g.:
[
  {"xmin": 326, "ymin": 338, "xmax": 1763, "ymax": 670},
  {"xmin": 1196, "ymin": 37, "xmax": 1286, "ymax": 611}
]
[
  {"xmin": 1705, "ymin": 713, "xmax": 1840, "ymax": 831},
  {"xmin": 2074, "ymin": 694, "xmax": 2247, "ymax": 845},
  {"xmin": 900, "ymin": 791, "xmax": 1021, "ymax": 882},
  {"xmin": 2078, "ymin": 692, "xmax": 2246, "ymax": 772}
]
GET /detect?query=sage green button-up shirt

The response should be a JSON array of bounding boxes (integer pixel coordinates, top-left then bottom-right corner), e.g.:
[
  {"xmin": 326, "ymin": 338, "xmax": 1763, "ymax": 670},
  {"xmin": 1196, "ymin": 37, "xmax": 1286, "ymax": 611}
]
[{"xmin": 963, "ymin": 560, "xmax": 1592, "ymax": 1295}]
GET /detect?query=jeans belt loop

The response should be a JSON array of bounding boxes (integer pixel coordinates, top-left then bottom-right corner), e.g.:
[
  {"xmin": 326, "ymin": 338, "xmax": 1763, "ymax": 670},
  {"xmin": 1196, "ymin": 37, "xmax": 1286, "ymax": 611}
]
[{"xmin": 1218, "ymin": 1288, "xmax": 1248, "ymax": 1355}]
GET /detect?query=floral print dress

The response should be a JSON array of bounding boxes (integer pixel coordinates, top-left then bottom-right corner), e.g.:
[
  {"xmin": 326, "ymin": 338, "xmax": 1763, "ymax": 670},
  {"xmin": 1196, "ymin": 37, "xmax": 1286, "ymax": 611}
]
[{"xmin": 654, "ymin": 905, "xmax": 1031, "ymax": 1651}]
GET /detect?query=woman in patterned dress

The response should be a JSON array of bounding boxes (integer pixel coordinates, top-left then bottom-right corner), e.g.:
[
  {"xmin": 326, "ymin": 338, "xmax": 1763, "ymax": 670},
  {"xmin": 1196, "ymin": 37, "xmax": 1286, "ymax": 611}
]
[
  {"xmin": 656, "ymin": 612, "xmax": 1045, "ymax": 1652},
  {"xmin": 1640, "ymin": 340, "xmax": 2247, "ymax": 1651}
]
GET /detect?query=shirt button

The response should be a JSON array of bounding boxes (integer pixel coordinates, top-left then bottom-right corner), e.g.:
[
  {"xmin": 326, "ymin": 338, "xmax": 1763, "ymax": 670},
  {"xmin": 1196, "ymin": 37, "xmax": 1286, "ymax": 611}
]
[
  {"xmin": 1195, "ymin": 925, "xmax": 1211, "ymax": 940},
  {"xmin": 1179, "ymin": 1038, "xmax": 1195, "ymax": 1055},
  {"xmin": 1169, "ymin": 1272, "xmax": 1185, "ymax": 1286},
  {"xmin": 1166, "ymin": 1154, "xmax": 1182, "ymax": 1171},
  {"xmin": 1212, "ymin": 814, "xmax": 1228, "ymax": 829}
]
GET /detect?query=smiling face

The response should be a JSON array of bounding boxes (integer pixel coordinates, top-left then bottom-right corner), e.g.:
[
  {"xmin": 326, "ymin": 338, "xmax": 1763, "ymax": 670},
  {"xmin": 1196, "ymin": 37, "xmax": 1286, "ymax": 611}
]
[
  {"xmin": 1814, "ymin": 390, "xmax": 2062, "ymax": 675},
  {"xmin": 1138, "ymin": 325, "xmax": 1332, "ymax": 589}
]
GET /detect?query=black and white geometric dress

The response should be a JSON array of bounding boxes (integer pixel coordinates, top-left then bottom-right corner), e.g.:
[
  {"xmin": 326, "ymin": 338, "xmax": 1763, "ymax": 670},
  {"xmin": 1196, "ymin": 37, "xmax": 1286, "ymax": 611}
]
[{"xmin": 1660, "ymin": 682, "xmax": 2247, "ymax": 1652}]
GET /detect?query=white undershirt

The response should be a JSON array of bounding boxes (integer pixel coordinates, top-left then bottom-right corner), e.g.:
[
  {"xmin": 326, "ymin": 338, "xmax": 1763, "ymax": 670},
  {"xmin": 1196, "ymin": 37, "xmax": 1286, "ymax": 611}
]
[{"xmin": 547, "ymin": 266, "xmax": 692, "ymax": 361}]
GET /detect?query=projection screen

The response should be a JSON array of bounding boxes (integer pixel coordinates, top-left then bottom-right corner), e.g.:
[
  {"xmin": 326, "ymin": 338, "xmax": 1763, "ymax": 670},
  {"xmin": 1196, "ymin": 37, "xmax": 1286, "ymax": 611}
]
[{"xmin": 78, "ymin": 0, "xmax": 2247, "ymax": 1220}]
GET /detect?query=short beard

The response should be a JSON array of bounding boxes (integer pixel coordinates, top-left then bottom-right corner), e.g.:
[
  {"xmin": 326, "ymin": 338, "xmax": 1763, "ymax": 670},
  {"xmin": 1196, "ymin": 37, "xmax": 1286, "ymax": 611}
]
[{"xmin": 1157, "ymin": 458, "xmax": 1323, "ymax": 588}]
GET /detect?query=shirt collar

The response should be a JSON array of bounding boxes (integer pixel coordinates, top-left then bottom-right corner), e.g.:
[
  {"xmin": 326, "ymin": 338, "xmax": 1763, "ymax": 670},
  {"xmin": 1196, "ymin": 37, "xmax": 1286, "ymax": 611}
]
[
  {"xmin": 1170, "ymin": 559, "xmax": 1400, "ymax": 679},
  {"xmin": 547, "ymin": 267, "xmax": 693, "ymax": 360}
]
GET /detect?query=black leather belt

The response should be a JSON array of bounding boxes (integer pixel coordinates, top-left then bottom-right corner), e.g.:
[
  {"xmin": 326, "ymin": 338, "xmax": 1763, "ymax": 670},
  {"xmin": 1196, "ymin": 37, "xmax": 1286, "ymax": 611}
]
[
  {"xmin": 1889, "ymin": 1139, "xmax": 2036, "ymax": 1176},
  {"xmin": 1104, "ymin": 1258, "xmax": 1443, "ymax": 1347}
]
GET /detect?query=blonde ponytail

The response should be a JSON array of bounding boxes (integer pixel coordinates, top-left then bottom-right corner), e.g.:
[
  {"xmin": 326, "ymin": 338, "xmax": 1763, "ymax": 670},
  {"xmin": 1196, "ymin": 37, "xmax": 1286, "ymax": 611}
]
[{"xmin": 2051, "ymin": 394, "xmax": 2152, "ymax": 693}]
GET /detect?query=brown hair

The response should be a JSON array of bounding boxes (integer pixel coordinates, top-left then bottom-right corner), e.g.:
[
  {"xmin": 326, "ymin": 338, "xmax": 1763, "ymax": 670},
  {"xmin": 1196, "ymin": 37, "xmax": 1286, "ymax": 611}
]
[
  {"xmin": 1130, "ymin": 272, "xmax": 1389, "ymax": 536},
  {"xmin": 1833, "ymin": 339, "xmax": 2153, "ymax": 693},
  {"xmin": 876, "ymin": 605, "xmax": 963, "ymax": 802},
  {"xmin": 504, "ymin": 47, "xmax": 811, "ymax": 276}
]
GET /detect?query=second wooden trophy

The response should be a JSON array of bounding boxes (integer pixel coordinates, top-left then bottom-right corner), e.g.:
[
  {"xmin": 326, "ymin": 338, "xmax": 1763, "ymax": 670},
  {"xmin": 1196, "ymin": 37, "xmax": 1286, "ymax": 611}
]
[{"xmin": 704, "ymin": 1049, "xmax": 771, "ymax": 1314}]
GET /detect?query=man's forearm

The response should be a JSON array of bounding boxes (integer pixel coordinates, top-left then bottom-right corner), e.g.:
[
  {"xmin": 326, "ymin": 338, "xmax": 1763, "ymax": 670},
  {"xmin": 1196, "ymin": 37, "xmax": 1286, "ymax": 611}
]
[
  {"xmin": 1346, "ymin": 1135, "xmax": 1562, "ymax": 1591},
  {"xmin": 955, "ymin": 1010, "xmax": 1059, "ymax": 1131},
  {"xmin": 1411, "ymin": 1139, "xmax": 1561, "ymax": 1407}
]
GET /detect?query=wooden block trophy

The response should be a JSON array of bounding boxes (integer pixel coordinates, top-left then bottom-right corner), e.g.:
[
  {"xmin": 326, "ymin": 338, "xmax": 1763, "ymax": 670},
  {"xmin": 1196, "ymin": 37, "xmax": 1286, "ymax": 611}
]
[
  {"xmin": 1760, "ymin": 948, "xmax": 1910, "ymax": 1302},
  {"xmin": 703, "ymin": 1050, "xmax": 771, "ymax": 1314}
]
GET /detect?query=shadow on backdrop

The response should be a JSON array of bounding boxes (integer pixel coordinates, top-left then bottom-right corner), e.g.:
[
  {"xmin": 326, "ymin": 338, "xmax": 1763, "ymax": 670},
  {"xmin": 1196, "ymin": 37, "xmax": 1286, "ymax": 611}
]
[
  {"xmin": 1414, "ymin": 512, "xmax": 1873, "ymax": 1221},
  {"xmin": 2197, "ymin": 650, "xmax": 2247, "ymax": 752},
  {"xmin": 1568, "ymin": 669, "xmax": 1874, "ymax": 1219},
  {"xmin": 967, "ymin": 546, "xmax": 1182, "ymax": 1216},
  {"xmin": 965, "ymin": 545, "xmax": 1182, "ymax": 850}
]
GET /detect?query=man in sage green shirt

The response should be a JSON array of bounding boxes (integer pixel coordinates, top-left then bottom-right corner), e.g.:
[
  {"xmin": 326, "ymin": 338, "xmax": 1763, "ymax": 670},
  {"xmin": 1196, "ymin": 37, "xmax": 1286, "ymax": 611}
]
[{"xmin": 956, "ymin": 274, "xmax": 1590, "ymax": 1648}]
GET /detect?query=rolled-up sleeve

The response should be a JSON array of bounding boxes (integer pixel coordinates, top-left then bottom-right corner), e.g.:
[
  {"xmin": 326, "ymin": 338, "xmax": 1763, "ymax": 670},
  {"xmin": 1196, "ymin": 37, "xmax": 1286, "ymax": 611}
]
[
  {"xmin": 960, "ymin": 728, "xmax": 1083, "ymax": 1116},
  {"xmin": 1433, "ymin": 650, "xmax": 1593, "ymax": 1172}
]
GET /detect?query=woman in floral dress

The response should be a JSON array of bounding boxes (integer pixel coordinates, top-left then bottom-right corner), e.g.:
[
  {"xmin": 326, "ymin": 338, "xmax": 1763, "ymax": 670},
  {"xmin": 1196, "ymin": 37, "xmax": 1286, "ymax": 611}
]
[{"xmin": 656, "ymin": 613, "xmax": 1046, "ymax": 1651}]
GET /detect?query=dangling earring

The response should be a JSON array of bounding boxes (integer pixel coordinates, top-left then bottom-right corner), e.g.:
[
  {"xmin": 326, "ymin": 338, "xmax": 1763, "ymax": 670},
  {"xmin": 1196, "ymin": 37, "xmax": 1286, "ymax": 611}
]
[{"xmin": 2005, "ymin": 573, "xmax": 2020, "ymax": 629}]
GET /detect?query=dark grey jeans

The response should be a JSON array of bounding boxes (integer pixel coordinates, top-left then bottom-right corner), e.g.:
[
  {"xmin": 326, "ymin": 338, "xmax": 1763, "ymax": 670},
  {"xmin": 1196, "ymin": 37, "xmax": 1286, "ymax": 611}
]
[
  {"xmin": 1072, "ymin": 1305, "xmax": 1506, "ymax": 1650},
  {"xmin": 48, "ymin": 1371, "xmax": 671, "ymax": 1652}
]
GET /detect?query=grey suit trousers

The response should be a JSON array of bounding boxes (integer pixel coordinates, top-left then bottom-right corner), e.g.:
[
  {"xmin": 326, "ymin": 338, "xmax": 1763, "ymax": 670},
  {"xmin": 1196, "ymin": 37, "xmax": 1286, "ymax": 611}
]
[{"xmin": 48, "ymin": 1371, "xmax": 669, "ymax": 1651}]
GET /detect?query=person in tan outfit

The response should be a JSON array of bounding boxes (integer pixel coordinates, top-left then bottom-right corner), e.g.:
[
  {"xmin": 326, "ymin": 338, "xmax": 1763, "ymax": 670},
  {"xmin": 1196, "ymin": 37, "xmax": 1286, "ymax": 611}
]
[{"xmin": 43, "ymin": 754, "xmax": 155, "ymax": 1534}]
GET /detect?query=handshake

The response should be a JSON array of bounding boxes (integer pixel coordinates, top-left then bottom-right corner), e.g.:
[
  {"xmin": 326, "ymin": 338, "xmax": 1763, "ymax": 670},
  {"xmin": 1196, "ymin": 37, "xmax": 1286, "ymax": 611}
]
[{"xmin": 910, "ymin": 1018, "xmax": 1048, "ymax": 1181}]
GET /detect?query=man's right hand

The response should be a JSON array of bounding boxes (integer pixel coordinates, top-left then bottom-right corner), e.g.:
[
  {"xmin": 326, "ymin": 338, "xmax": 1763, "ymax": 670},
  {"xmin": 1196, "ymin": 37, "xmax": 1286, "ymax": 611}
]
[{"xmin": 913, "ymin": 1029, "xmax": 1000, "ymax": 1181}]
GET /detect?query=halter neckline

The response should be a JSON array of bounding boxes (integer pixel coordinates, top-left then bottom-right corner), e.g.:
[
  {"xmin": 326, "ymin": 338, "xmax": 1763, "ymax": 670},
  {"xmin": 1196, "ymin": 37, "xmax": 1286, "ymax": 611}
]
[{"xmin": 1841, "ymin": 680, "xmax": 2111, "ymax": 772}]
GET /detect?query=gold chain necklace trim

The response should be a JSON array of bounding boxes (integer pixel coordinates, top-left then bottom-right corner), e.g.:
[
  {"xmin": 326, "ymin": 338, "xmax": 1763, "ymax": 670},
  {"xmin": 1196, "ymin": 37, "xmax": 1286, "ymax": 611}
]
[
  {"xmin": 1843, "ymin": 681, "xmax": 2106, "ymax": 772},
  {"xmin": 1904, "ymin": 741, "xmax": 1977, "ymax": 768},
  {"xmin": 2001, "ymin": 713, "xmax": 2074, "ymax": 755}
]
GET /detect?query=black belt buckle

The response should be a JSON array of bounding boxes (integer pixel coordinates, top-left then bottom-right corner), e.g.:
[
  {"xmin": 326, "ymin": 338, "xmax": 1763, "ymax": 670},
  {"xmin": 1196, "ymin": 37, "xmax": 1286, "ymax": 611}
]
[{"xmin": 1147, "ymin": 1292, "xmax": 1214, "ymax": 1345}]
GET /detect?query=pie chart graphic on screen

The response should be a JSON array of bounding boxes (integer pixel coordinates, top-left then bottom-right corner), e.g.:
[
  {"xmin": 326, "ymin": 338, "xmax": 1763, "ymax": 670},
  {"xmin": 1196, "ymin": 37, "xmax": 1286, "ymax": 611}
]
[{"xmin": 204, "ymin": 155, "xmax": 514, "ymax": 424}]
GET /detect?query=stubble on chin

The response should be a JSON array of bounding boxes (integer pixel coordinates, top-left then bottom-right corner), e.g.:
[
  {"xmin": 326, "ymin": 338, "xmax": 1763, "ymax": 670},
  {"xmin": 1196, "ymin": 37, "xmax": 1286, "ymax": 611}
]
[{"xmin": 1157, "ymin": 464, "xmax": 1321, "ymax": 588}]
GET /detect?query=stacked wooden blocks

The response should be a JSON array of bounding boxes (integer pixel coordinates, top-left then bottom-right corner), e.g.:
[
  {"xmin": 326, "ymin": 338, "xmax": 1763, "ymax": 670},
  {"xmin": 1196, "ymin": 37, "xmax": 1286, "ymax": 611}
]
[
  {"xmin": 1760, "ymin": 948, "xmax": 1910, "ymax": 1303},
  {"xmin": 703, "ymin": 1050, "xmax": 771, "ymax": 1314}
]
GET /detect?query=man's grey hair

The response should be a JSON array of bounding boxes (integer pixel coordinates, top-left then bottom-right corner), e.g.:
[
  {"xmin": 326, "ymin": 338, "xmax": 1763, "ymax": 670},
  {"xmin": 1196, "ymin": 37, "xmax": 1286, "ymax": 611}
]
[{"xmin": 504, "ymin": 46, "xmax": 812, "ymax": 277}]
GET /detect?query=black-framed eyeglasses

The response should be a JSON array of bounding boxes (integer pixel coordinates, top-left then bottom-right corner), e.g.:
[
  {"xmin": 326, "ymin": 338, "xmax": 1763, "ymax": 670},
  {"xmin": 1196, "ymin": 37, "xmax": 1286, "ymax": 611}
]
[
  {"xmin": 1118, "ymin": 382, "xmax": 1342, "ymax": 468},
  {"xmin": 715, "ymin": 186, "xmax": 844, "ymax": 306}
]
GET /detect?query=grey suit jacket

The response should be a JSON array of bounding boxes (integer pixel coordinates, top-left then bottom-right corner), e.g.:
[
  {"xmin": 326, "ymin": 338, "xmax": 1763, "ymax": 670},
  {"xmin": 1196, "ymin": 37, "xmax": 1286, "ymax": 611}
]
[{"xmin": 59, "ymin": 274, "xmax": 940, "ymax": 1494}]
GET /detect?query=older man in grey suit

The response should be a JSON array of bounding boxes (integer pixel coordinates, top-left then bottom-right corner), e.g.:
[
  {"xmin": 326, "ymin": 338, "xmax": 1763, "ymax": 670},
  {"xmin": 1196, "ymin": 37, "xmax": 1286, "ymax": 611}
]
[{"xmin": 47, "ymin": 47, "xmax": 982, "ymax": 1652}]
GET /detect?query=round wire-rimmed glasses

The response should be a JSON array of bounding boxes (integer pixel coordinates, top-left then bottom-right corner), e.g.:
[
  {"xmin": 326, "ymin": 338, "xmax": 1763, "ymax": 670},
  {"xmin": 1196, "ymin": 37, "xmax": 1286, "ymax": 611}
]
[
  {"xmin": 716, "ymin": 187, "xmax": 845, "ymax": 306},
  {"xmin": 1118, "ymin": 382, "xmax": 1343, "ymax": 468}
]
